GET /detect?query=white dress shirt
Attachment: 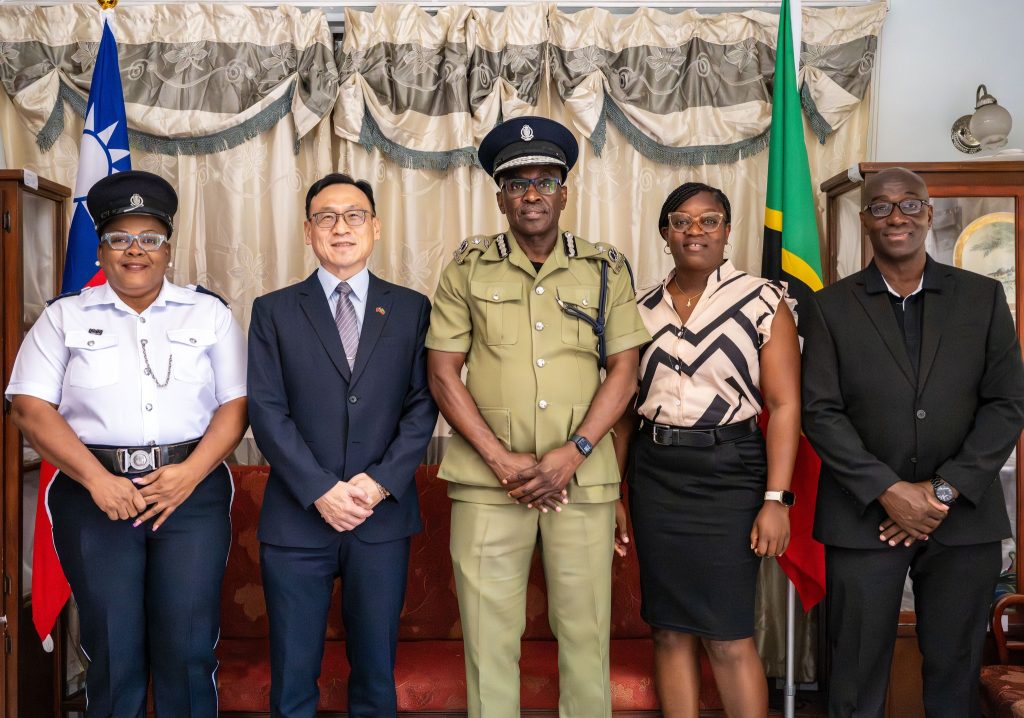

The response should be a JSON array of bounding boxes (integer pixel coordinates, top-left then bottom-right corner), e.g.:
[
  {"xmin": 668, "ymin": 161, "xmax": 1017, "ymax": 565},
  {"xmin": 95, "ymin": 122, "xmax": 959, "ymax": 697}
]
[
  {"xmin": 317, "ymin": 266, "xmax": 368, "ymax": 330},
  {"xmin": 5, "ymin": 280, "xmax": 247, "ymax": 446}
]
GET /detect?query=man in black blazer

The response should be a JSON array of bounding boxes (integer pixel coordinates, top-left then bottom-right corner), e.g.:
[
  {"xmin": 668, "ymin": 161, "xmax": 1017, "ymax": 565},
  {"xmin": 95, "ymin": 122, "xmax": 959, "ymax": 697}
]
[
  {"xmin": 802, "ymin": 167, "xmax": 1024, "ymax": 718},
  {"xmin": 248, "ymin": 173, "xmax": 437, "ymax": 718}
]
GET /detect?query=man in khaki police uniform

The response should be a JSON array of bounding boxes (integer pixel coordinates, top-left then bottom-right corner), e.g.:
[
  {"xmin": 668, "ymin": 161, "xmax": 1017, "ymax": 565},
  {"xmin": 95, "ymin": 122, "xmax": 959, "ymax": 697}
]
[{"xmin": 426, "ymin": 116, "xmax": 649, "ymax": 718}]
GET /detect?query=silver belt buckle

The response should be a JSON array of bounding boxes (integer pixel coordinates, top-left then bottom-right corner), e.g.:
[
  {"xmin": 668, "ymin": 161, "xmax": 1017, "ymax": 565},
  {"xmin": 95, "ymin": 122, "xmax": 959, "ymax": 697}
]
[{"xmin": 118, "ymin": 447, "xmax": 158, "ymax": 474}]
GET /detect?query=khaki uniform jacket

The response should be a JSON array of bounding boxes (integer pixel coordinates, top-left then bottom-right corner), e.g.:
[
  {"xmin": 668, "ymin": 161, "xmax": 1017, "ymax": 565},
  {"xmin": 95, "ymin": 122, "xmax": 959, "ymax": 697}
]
[{"xmin": 426, "ymin": 229, "xmax": 650, "ymax": 504}]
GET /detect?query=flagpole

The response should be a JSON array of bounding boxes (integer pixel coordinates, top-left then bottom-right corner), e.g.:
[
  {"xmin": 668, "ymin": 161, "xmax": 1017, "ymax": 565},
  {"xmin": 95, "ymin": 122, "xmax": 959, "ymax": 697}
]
[{"xmin": 785, "ymin": 580, "xmax": 796, "ymax": 718}]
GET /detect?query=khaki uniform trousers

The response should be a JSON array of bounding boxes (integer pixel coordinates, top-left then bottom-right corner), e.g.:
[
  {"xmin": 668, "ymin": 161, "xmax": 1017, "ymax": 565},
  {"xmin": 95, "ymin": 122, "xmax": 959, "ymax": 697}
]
[{"xmin": 450, "ymin": 499, "xmax": 615, "ymax": 718}]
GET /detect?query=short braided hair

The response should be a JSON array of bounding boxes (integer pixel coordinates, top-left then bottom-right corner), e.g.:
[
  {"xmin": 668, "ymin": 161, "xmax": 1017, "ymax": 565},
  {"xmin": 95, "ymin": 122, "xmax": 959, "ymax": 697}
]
[{"xmin": 657, "ymin": 182, "xmax": 732, "ymax": 230}]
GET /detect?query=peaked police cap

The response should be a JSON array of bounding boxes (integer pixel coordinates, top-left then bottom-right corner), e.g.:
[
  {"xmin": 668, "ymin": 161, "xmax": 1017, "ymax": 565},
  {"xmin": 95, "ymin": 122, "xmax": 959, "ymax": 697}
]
[{"xmin": 87, "ymin": 170, "xmax": 177, "ymax": 237}]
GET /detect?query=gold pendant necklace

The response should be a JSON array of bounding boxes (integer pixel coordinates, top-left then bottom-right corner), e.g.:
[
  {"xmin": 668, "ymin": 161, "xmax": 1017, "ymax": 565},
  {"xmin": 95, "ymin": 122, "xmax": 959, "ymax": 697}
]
[{"xmin": 673, "ymin": 275, "xmax": 705, "ymax": 308}]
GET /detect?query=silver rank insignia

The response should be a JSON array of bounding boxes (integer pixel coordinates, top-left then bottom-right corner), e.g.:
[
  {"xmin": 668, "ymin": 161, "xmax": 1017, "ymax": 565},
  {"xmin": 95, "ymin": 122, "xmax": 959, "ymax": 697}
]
[
  {"xmin": 563, "ymin": 231, "xmax": 577, "ymax": 257},
  {"xmin": 495, "ymin": 233, "xmax": 510, "ymax": 258}
]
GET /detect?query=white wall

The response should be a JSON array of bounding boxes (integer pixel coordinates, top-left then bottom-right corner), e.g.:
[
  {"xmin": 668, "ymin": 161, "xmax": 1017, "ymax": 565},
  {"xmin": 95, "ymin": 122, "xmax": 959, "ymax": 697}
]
[{"xmin": 873, "ymin": 0, "xmax": 1024, "ymax": 162}]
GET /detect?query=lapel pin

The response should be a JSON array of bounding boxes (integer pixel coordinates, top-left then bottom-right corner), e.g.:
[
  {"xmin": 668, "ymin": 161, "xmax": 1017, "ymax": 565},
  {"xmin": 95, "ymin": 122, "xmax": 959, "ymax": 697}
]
[{"xmin": 375, "ymin": 306, "xmax": 386, "ymax": 315}]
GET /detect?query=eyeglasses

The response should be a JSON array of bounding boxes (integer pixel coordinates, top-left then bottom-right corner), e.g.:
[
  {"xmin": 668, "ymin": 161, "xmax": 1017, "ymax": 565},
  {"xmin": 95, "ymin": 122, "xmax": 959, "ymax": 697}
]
[
  {"xmin": 665, "ymin": 212, "xmax": 726, "ymax": 234},
  {"xmin": 501, "ymin": 177, "xmax": 563, "ymax": 198},
  {"xmin": 100, "ymin": 231, "xmax": 169, "ymax": 252},
  {"xmin": 862, "ymin": 199, "xmax": 930, "ymax": 218},
  {"xmin": 310, "ymin": 209, "xmax": 372, "ymax": 229}
]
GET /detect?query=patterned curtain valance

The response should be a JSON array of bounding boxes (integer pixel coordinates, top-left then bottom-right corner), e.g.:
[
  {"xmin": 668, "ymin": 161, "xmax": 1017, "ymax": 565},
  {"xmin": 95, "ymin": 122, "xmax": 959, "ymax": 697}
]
[
  {"xmin": 338, "ymin": 2, "xmax": 885, "ymax": 169},
  {"xmin": 550, "ymin": 3, "xmax": 884, "ymax": 163},
  {"xmin": 0, "ymin": 3, "xmax": 884, "ymax": 164},
  {"xmin": 334, "ymin": 3, "xmax": 547, "ymax": 170},
  {"xmin": 0, "ymin": 4, "xmax": 337, "ymax": 154}
]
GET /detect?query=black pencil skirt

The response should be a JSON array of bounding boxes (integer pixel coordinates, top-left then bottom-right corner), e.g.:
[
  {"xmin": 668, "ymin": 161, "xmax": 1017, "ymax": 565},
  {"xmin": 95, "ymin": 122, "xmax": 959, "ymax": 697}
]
[{"xmin": 628, "ymin": 427, "xmax": 766, "ymax": 640}]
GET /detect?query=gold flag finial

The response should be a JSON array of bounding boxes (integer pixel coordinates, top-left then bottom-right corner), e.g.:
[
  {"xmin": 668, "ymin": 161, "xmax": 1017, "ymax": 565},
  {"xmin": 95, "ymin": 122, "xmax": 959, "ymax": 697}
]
[{"xmin": 97, "ymin": 0, "xmax": 118, "ymax": 9}]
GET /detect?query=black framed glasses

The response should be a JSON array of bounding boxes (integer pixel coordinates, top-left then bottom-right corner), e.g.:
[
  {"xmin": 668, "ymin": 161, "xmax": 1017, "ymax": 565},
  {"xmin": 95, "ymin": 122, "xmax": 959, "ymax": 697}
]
[
  {"xmin": 665, "ymin": 211, "xmax": 726, "ymax": 234},
  {"xmin": 311, "ymin": 209, "xmax": 372, "ymax": 229},
  {"xmin": 100, "ymin": 231, "xmax": 169, "ymax": 252},
  {"xmin": 501, "ymin": 177, "xmax": 563, "ymax": 198},
  {"xmin": 862, "ymin": 199, "xmax": 930, "ymax": 218}
]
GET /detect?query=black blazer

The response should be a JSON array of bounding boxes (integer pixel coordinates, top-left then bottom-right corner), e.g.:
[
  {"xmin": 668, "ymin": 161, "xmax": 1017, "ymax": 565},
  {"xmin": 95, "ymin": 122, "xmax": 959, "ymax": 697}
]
[
  {"xmin": 802, "ymin": 258, "xmax": 1024, "ymax": 549},
  {"xmin": 247, "ymin": 271, "xmax": 437, "ymax": 548}
]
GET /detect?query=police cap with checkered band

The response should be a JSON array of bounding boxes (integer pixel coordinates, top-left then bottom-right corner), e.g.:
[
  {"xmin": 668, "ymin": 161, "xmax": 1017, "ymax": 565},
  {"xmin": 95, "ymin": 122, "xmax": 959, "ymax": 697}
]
[{"xmin": 87, "ymin": 170, "xmax": 178, "ymax": 238}]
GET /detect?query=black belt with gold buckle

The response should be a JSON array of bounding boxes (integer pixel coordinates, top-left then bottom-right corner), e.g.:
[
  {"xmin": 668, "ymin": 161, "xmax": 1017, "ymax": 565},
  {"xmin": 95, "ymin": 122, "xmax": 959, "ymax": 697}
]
[
  {"xmin": 86, "ymin": 439, "xmax": 201, "ymax": 476},
  {"xmin": 640, "ymin": 417, "xmax": 758, "ymax": 448}
]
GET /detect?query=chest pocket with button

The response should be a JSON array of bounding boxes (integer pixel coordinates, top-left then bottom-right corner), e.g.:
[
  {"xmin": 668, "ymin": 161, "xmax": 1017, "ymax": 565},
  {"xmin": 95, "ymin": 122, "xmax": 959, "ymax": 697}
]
[
  {"xmin": 470, "ymin": 281, "xmax": 521, "ymax": 346},
  {"xmin": 65, "ymin": 331, "xmax": 120, "ymax": 389},
  {"xmin": 556, "ymin": 285, "xmax": 600, "ymax": 352},
  {"xmin": 167, "ymin": 328, "xmax": 217, "ymax": 384}
]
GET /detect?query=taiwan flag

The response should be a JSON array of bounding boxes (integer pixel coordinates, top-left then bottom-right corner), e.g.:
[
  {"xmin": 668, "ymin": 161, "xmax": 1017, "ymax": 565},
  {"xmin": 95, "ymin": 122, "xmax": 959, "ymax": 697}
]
[{"xmin": 33, "ymin": 14, "xmax": 131, "ymax": 650}]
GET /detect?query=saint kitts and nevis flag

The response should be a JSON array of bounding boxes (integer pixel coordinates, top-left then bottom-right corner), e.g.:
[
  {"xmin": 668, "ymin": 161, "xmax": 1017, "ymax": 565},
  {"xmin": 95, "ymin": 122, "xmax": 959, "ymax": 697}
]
[
  {"xmin": 759, "ymin": 0, "xmax": 826, "ymax": 612},
  {"xmin": 32, "ymin": 14, "xmax": 131, "ymax": 650}
]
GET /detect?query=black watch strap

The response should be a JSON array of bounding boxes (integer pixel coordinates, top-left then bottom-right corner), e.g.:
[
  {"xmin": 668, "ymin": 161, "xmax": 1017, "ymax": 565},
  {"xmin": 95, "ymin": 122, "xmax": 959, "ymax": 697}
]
[{"xmin": 570, "ymin": 434, "xmax": 593, "ymax": 457}]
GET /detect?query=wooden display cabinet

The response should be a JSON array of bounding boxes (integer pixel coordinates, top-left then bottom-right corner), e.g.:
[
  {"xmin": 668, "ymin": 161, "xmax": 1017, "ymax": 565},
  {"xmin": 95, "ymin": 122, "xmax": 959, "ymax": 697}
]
[
  {"xmin": 821, "ymin": 161, "xmax": 1024, "ymax": 718},
  {"xmin": 1, "ymin": 170, "xmax": 70, "ymax": 718}
]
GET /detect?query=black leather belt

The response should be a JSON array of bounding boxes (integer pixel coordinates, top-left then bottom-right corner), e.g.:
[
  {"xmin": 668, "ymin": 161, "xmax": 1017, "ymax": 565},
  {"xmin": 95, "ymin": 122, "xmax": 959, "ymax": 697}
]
[
  {"xmin": 86, "ymin": 439, "xmax": 201, "ymax": 476},
  {"xmin": 639, "ymin": 417, "xmax": 758, "ymax": 448}
]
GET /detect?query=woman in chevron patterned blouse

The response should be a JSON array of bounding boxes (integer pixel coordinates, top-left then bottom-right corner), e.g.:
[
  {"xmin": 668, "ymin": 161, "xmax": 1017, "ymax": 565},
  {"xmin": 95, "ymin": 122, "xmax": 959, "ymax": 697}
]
[{"xmin": 612, "ymin": 182, "xmax": 801, "ymax": 718}]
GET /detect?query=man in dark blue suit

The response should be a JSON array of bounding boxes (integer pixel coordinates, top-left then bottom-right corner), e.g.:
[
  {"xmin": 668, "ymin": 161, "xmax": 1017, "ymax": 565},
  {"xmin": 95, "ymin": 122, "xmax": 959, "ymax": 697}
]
[{"xmin": 248, "ymin": 173, "xmax": 437, "ymax": 718}]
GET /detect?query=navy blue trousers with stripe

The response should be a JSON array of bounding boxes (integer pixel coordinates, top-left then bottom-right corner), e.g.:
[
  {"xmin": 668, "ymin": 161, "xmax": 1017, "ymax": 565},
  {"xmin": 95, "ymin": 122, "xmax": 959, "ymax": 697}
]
[{"xmin": 49, "ymin": 464, "xmax": 232, "ymax": 718}]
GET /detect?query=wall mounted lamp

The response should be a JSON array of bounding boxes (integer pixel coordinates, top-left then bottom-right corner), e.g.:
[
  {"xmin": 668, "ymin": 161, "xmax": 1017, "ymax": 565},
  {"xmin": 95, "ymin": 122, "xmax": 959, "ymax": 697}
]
[{"xmin": 952, "ymin": 85, "xmax": 1013, "ymax": 154}]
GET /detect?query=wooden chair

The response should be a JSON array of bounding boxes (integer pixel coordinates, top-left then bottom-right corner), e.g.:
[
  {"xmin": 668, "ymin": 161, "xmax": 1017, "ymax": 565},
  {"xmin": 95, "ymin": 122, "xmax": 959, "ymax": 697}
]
[{"xmin": 981, "ymin": 594, "xmax": 1024, "ymax": 718}]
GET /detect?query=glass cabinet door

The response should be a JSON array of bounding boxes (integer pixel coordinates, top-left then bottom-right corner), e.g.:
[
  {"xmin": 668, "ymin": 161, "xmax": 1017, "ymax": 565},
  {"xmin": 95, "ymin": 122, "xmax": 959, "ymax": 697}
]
[{"xmin": 1, "ymin": 170, "xmax": 70, "ymax": 718}]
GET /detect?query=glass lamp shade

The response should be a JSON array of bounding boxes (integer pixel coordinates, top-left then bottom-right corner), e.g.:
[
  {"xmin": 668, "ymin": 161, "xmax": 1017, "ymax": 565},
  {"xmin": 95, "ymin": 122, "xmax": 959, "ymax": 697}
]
[{"xmin": 970, "ymin": 87, "xmax": 1012, "ymax": 150}]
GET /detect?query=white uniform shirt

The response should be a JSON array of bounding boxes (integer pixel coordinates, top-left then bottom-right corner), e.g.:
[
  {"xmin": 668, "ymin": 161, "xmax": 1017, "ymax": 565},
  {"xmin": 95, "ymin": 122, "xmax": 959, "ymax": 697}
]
[{"xmin": 5, "ymin": 280, "xmax": 247, "ymax": 446}]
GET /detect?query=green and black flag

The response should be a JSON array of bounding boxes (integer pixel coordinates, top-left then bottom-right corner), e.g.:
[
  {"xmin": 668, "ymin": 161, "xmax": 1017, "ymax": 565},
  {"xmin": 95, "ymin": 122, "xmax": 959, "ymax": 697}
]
[
  {"xmin": 760, "ymin": 0, "xmax": 826, "ymax": 611},
  {"xmin": 761, "ymin": 0, "xmax": 823, "ymax": 313}
]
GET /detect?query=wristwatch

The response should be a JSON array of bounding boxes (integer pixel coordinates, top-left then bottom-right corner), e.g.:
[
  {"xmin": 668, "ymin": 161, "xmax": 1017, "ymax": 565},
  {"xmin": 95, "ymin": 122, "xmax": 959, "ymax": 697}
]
[
  {"xmin": 570, "ymin": 434, "xmax": 594, "ymax": 457},
  {"xmin": 764, "ymin": 490, "xmax": 795, "ymax": 507},
  {"xmin": 931, "ymin": 476, "xmax": 955, "ymax": 506}
]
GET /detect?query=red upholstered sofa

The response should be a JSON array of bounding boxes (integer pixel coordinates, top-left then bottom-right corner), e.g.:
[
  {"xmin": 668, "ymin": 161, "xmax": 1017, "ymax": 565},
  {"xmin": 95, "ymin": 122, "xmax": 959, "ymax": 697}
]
[{"xmin": 216, "ymin": 464, "xmax": 722, "ymax": 716}]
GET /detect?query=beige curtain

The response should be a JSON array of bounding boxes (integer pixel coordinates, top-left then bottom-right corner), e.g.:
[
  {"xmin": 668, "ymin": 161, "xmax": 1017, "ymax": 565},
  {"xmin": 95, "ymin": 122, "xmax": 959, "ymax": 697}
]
[{"xmin": 1, "ymin": 1, "xmax": 884, "ymax": 683}]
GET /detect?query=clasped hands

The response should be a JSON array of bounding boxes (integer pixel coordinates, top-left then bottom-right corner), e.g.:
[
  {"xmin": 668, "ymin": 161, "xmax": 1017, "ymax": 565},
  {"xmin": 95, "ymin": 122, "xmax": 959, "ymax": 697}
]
[
  {"xmin": 491, "ymin": 443, "xmax": 582, "ymax": 513},
  {"xmin": 315, "ymin": 473, "xmax": 387, "ymax": 532},
  {"xmin": 89, "ymin": 463, "xmax": 205, "ymax": 531},
  {"xmin": 877, "ymin": 480, "xmax": 951, "ymax": 548}
]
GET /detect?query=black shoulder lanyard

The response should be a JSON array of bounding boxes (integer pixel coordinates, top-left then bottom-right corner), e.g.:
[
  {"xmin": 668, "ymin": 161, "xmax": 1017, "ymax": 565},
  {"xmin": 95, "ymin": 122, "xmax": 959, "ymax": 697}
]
[{"xmin": 556, "ymin": 260, "xmax": 610, "ymax": 369}]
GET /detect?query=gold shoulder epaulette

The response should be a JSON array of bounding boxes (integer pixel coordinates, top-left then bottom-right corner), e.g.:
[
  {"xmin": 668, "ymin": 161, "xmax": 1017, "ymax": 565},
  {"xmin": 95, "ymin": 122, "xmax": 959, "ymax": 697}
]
[{"xmin": 453, "ymin": 235, "xmax": 494, "ymax": 265}]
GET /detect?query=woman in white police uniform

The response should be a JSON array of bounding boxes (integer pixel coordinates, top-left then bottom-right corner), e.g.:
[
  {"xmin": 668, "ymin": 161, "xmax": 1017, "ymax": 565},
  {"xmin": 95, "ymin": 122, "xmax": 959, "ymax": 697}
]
[{"xmin": 6, "ymin": 170, "xmax": 247, "ymax": 717}]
